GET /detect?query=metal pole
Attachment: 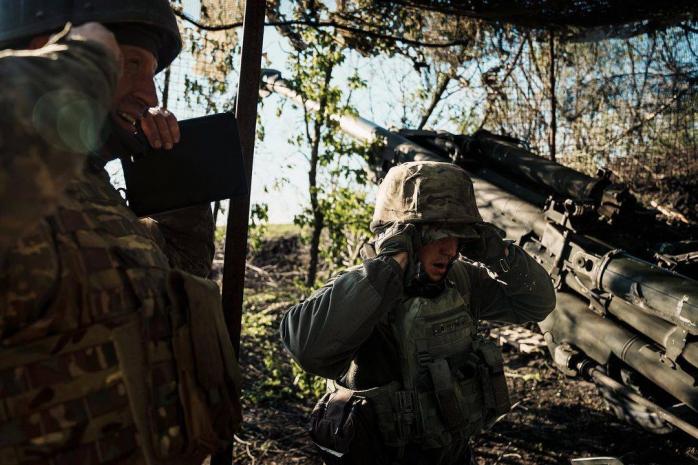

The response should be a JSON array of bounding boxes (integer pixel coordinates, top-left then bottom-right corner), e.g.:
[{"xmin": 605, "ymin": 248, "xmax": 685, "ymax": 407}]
[{"xmin": 215, "ymin": 1, "xmax": 265, "ymax": 463}]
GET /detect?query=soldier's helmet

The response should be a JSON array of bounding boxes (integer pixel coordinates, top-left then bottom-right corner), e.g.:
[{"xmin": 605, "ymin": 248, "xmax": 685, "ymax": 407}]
[
  {"xmin": 371, "ymin": 161, "xmax": 484, "ymax": 240},
  {"xmin": 0, "ymin": 0, "xmax": 181, "ymax": 72}
]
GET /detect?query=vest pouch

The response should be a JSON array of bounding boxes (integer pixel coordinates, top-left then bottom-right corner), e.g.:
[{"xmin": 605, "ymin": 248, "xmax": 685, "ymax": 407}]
[
  {"xmin": 166, "ymin": 270, "xmax": 242, "ymax": 457},
  {"xmin": 473, "ymin": 338, "xmax": 510, "ymax": 426},
  {"xmin": 309, "ymin": 388, "xmax": 386, "ymax": 465},
  {"xmin": 427, "ymin": 359, "xmax": 466, "ymax": 431}
]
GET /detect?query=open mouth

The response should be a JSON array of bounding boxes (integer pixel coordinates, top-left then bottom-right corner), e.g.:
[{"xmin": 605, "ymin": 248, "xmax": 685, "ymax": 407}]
[{"xmin": 432, "ymin": 262, "xmax": 448, "ymax": 272}]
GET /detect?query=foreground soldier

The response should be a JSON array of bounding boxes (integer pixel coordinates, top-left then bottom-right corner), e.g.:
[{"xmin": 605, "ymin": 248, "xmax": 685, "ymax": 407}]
[
  {"xmin": 281, "ymin": 162, "xmax": 556, "ymax": 465},
  {"xmin": 0, "ymin": 2, "xmax": 241, "ymax": 464}
]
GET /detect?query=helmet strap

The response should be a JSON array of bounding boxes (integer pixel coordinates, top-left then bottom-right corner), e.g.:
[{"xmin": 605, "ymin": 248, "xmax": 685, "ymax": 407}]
[{"xmin": 404, "ymin": 261, "xmax": 453, "ymax": 298}]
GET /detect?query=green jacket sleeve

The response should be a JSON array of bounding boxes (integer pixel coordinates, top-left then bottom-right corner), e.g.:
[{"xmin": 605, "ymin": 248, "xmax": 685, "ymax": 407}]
[
  {"xmin": 0, "ymin": 36, "xmax": 117, "ymax": 255},
  {"xmin": 449, "ymin": 242, "xmax": 556, "ymax": 324},
  {"xmin": 280, "ymin": 256, "xmax": 404, "ymax": 378}
]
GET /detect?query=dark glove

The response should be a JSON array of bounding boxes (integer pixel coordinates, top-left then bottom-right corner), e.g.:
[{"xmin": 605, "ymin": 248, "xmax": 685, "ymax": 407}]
[
  {"xmin": 461, "ymin": 223, "xmax": 507, "ymax": 262},
  {"xmin": 373, "ymin": 223, "xmax": 421, "ymax": 284},
  {"xmin": 374, "ymin": 223, "xmax": 420, "ymax": 258}
]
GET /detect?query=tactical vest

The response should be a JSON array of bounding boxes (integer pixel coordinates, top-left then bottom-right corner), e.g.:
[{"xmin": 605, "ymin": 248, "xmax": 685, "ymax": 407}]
[
  {"xmin": 328, "ymin": 286, "xmax": 510, "ymax": 451},
  {"xmin": 0, "ymin": 165, "xmax": 241, "ymax": 465}
]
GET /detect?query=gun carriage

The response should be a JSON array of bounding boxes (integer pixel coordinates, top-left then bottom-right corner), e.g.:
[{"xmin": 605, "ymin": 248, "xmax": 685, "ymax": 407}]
[{"xmin": 261, "ymin": 69, "xmax": 698, "ymax": 439}]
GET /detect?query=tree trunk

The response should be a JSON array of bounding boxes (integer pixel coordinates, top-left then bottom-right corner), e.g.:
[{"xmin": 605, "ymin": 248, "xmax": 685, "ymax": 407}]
[
  {"xmin": 305, "ymin": 63, "xmax": 334, "ymax": 286},
  {"xmin": 161, "ymin": 67, "xmax": 171, "ymax": 109}
]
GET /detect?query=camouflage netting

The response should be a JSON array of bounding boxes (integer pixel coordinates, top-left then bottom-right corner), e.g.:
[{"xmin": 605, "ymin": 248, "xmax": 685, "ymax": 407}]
[
  {"xmin": 165, "ymin": 0, "xmax": 698, "ymax": 223},
  {"xmin": 386, "ymin": 1, "xmax": 697, "ymax": 40}
]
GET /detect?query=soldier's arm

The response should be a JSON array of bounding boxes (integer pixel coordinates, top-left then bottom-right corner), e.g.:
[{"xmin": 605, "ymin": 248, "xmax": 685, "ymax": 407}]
[
  {"xmin": 279, "ymin": 256, "xmax": 403, "ymax": 379},
  {"xmin": 0, "ymin": 31, "xmax": 118, "ymax": 254},
  {"xmin": 141, "ymin": 204, "xmax": 216, "ymax": 278},
  {"xmin": 449, "ymin": 242, "xmax": 556, "ymax": 323}
]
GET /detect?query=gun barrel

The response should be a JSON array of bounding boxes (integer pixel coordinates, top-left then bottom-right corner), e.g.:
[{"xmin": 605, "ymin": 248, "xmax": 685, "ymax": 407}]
[
  {"xmin": 260, "ymin": 69, "xmax": 547, "ymax": 240},
  {"xmin": 260, "ymin": 69, "xmax": 441, "ymax": 163}
]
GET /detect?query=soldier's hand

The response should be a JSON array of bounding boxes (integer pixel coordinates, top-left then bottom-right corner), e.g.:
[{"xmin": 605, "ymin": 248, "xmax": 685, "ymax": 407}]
[
  {"xmin": 140, "ymin": 107, "xmax": 180, "ymax": 150},
  {"xmin": 375, "ymin": 223, "xmax": 418, "ymax": 256},
  {"xmin": 461, "ymin": 223, "xmax": 508, "ymax": 262},
  {"xmin": 391, "ymin": 252, "xmax": 409, "ymax": 270},
  {"xmin": 67, "ymin": 22, "xmax": 122, "ymax": 68},
  {"xmin": 374, "ymin": 223, "xmax": 420, "ymax": 273}
]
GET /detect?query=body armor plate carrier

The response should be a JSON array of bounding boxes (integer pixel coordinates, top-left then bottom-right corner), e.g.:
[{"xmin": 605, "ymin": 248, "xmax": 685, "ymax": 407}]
[
  {"xmin": 0, "ymin": 169, "xmax": 241, "ymax": 465},
  {"xmin": 327, "ymin": 286, "xmax": 510, "ymax": 451}
]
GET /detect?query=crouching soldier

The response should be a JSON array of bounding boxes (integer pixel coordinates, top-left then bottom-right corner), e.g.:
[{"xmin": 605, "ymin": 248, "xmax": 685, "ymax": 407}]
[{"xmin": 280, "ymin": 161, "xmax": 556, "ymax": 465}]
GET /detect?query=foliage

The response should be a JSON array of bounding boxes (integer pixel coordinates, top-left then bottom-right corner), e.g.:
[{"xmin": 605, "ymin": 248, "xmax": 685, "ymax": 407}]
[
  {"xmin": 268, "ymin": 1, "xmax": 698, "ymax": 221},
  {"xmin": 290, "ymin": 360, "xmax": 327, "ymax": 400},
  {"xmin": 284, "ymin": 20, "xmax": 375, "ymax": 286},
  {"xmin": 240, "ymin": 284, "xmax": 325, "ymax": 405},
  {"xmin": 167, "ymin": 1, "xmax": 242, "ymax": 114},
  {"xmin": 320, "ymin": 186, "xmax": 374, "ymax": 272},
  {"xmin": 248, "ymin": 202, "xmax": 270, "ymax": 254}
]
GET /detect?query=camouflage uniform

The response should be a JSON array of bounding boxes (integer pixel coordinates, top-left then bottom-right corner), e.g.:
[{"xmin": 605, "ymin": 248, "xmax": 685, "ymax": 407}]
[
  {"xmin": 0, "ymin": 30, "xmax": 240, "ymax": 465},
  {"xmin": 281, "ymin": 162, "xmax": 556, "ymax": 465}
]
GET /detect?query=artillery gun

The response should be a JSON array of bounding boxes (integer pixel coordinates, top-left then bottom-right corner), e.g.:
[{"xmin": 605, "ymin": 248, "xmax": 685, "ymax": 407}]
[{"xmin": 260, "ymin": 69, "xmax": 698, "ymax": 439}]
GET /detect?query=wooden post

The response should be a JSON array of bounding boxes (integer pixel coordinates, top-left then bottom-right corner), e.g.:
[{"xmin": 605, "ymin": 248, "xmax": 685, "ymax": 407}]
[
  {"xmin": 548, "ymin": 29, "xmax": 557, "ymax": 162},
  {"xmin": 214, "ymin": 1, "xmax": 265, "ymax": 464},
  {"xmin": 221, "ymin": 0, "xmax": 265, "ymax": 360}
]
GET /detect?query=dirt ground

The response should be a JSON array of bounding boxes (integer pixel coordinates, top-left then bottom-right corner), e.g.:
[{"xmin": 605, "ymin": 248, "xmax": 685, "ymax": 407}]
[{"xmin": 218, "ymin": 236, "xmax": 698, "ymax": 465}]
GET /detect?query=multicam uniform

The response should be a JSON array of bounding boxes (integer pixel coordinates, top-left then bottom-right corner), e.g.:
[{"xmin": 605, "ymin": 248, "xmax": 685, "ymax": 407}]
[
  {"xmin": 0, "ymin": 36, "xmax": 240, "ymax": 465},
  {"xmin": 281, "ymin": 162, "xmax": 556, "ymax": 465}
]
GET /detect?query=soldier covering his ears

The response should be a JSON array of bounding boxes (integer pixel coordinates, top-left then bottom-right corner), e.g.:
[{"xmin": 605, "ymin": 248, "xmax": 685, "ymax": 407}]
[
  {"xmin": 280, "ymin": 161, "xmax": 556, "ymax": 465},
  {"xmin": 0, "ymin": 2, "xmax": 241, "ymax": 464}
]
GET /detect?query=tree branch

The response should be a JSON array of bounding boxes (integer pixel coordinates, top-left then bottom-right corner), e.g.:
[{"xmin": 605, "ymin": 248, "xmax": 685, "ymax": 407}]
[
  {"xmin": 173, "ymin": 10, "xmax": 471, "ymax": 48},
  {"xmin": 417, "ymin": 71, "xmax": 453, "ymax": 129}
]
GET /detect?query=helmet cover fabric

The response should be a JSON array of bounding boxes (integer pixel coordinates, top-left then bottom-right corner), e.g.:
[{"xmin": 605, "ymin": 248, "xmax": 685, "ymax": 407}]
[
  {"xmin": 0, "ymin": 0, "xmax": 181, "ymax": 72},
  {"xmin": 371, "ymin": 161, "xmax": 484, "ymax": 234}
]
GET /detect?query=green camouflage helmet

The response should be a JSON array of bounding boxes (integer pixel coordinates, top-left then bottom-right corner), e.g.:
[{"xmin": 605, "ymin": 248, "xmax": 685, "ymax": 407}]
[
  {"xmin": 371, "ymin": 161, "xmax": 483, "ymax": 236},
  {"xmin": 0, "ymin": 0, "xmax": 181, "ymax": 72}
]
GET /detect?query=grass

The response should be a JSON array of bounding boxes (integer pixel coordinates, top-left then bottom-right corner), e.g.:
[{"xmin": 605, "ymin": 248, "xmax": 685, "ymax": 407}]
[
  {"xmin": 265, "ymin": 223, "xmax": 302, "ymax": 238},
  {"xmin": 215, "ymin": 223, "xmax": 302, "ymax": 245}
]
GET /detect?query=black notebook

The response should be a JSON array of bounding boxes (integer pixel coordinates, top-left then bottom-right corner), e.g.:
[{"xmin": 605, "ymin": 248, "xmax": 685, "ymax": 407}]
[{"xmin": 121, "ymin": 112, "xmax": 248, "ymax": 217}]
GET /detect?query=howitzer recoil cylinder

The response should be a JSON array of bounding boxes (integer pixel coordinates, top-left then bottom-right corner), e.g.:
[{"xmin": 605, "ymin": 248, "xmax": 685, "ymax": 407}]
[
  {"xmin": 550, "ymin": 343, "xmax": 698, "ymax": 439},
  {"xmin": 523, "ymin": 227, "xmax": 698, "ymax": 336},
  {"xmin": 540, "ymin": 292, "xmax": 698, "ymax": 412},
  {"xmin": 471, "ymin": 131, "xmax": 629, "ymax": 215}
]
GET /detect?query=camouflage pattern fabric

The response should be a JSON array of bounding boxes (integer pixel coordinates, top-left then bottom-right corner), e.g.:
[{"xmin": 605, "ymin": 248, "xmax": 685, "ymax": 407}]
[
  {"xmin": 0, "ymin": 36, "xmax": 117, "ymax": 258},
  {"xmin": 0, "ymin": 39, "xmax": 240, "ymax": 465},
  {"xmin": 371, "ymin": 162, "xmax": 483, "ymax": 232}
]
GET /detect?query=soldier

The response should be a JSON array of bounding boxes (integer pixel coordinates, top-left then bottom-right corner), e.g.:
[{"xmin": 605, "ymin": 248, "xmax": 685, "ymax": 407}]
[
  {"xmin": 0, "ymin": 2, "xmax": 241, "ymax": 465},
  {"xmin": 280, "ymin": 161, "xmax": 556, "ymax": 465}
]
